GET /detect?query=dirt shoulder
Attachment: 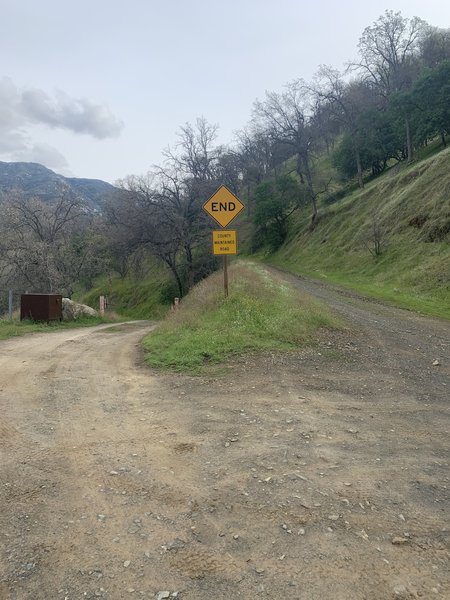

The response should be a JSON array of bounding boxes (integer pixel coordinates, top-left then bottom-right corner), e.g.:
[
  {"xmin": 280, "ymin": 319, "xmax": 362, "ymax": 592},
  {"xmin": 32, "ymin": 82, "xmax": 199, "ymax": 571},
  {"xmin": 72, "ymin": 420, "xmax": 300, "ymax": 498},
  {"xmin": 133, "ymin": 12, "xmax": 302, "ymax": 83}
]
[{"xmin": 0, "ymin": 278, "xmax": 449, "ymax": 600}]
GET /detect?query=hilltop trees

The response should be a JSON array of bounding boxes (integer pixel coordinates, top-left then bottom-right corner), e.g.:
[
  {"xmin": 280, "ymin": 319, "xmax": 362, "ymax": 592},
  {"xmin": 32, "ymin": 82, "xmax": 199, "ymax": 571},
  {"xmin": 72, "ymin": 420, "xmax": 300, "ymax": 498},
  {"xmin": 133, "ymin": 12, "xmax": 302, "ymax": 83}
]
[
  {"xmin": 410, "ymin": 60, "xmax": 450, "ymax": 147},
  {"xmin": 312, "ymin": 67, "xmax": 377, "ymax": 187},
  {"xmin": 356, "ymin": 11, "xmax": 425, "ymax": 163},
  {"xmin": 253, "ymin": 82, "xmax": 320, "ymax": 225}
]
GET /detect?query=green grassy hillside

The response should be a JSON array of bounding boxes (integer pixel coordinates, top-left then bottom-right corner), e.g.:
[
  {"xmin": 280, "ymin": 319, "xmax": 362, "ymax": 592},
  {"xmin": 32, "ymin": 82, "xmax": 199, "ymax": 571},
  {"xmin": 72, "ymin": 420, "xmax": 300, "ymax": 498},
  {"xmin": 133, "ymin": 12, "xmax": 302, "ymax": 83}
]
[
  {"xmin": 78, "ymin": 261, "xmax": 174, "ymax": 319},
  {"xmin": 268, "ymin": 147, "xmax": 450, "ymax": 319}
]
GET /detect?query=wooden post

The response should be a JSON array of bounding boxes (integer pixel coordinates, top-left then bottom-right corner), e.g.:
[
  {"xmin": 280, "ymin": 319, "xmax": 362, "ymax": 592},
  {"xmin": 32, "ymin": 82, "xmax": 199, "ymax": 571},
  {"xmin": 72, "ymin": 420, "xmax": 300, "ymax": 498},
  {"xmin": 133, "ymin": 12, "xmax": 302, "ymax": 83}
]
[
  {"xmin": 99, "ymin": 295, "xmax": 105, "ymax": 316},
  {"xmin": 8, "ymin": 290, "xmax": 13, "ymax": 320},
  {"xmin": 223, "ymin": 255, "xmax": 229, "ymax": 298}
]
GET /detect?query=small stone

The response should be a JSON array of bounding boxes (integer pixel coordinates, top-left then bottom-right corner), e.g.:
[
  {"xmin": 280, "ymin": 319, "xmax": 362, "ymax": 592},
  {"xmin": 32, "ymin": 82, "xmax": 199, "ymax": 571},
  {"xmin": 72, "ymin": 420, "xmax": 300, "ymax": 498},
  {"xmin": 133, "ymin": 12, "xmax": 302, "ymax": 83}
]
[
  {"xmin": 127, "ymin": 589, "xmax": 135, "ymax": 594},
  {"xmin": 255, "ymin": 567, "xmax": 265, "ymax": 574},
  {"xmin": 328, "ymin": 515, "xmax": 339, "ymax": 521},
  {"xmin": 298, "ymin": 528, "xmax": 305, "ymax": 535},
  {"xmin": 393, "ymin": 585, "xmax": 408, "ymax": 596},
  {"xmin": 109, "ymin": 470, "xmax": 119, "ymax": 475},
  {"xmin": 123, "ymin": 560, "xmax": 131, "ymax": 567},
  {"xmin": 156, "ymin": 593, "xmax": 170, "ymax": 600},
  {"xmin": 233, "ymin": 534, "xmax": 239, "ymax": 540},
  {"xmin": 168, "ymin": 539, "xmax": 185, "ymax": 550},
  {"xmin": 432, "ymin": 360, "xmax": 440, "ymax": 366},
  {"xmin": 224, "ymin": 442, "xmax": 230, "ymax": 448},
  {"xmin": 392, "ymin": 537, "xmax": 409, "ymax": 545}
]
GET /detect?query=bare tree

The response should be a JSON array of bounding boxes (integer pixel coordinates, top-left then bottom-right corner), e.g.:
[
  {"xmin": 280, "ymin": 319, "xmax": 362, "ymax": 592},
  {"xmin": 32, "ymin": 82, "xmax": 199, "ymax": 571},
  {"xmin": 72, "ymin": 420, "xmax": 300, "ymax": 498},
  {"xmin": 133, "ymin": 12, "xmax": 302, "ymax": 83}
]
[
  {"xmin": 313, "ymin": 66, "xmax": 377, "ymax": 188},
  {"xmin": 173, "ymin": 117, "xmax": 220, "ymax": 182},
  {"xmin": 360, "ymin": 212, "xmax": 387, "ymax": 257},
  {"xmin": 253, "ymin": 81, "xmax": 320, "ymax": 225},
  {"xmin": 107, "ymin": 118, "xmax": 223, "ymax": 296},
  {"xmin": 0, "ymin": 192, "xmax": 103, "ymax": 296},
  {"xmin": 419, "ymin": 26, "xmax": 450, "ymax": 68}
]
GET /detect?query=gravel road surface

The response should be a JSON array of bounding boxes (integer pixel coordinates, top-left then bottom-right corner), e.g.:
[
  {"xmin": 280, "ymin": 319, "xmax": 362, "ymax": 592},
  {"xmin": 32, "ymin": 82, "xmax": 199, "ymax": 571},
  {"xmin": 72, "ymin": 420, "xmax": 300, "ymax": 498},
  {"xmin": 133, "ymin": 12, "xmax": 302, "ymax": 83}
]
[{"xmin": 1, "ymin": 274, "xmax": 449, "ymax": 600}]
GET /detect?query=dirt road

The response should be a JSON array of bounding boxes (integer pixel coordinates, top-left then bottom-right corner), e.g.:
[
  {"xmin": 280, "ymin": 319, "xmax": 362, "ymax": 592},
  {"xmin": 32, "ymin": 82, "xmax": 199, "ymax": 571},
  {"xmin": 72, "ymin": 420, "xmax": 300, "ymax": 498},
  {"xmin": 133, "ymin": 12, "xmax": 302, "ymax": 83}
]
[{"xmin": 0, "ymin": 275, "xmax": 449, "ymax": 600}]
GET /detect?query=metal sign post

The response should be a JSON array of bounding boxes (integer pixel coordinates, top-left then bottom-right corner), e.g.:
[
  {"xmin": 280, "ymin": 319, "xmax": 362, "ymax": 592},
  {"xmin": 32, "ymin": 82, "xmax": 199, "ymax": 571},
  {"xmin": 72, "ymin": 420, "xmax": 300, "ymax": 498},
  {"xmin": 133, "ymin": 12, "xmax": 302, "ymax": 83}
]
[{"xmin": 223, "ymin": 256, "xmax": 229, "ymax": 298}]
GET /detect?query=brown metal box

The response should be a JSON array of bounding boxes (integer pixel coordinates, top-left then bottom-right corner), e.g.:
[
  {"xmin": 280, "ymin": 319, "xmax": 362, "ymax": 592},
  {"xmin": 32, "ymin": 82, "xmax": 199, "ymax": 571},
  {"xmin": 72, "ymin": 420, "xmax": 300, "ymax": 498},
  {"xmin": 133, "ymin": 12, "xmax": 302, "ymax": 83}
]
[{"xmin": 20, "ymin": 294, "xmax": 63, "ymax": 322}]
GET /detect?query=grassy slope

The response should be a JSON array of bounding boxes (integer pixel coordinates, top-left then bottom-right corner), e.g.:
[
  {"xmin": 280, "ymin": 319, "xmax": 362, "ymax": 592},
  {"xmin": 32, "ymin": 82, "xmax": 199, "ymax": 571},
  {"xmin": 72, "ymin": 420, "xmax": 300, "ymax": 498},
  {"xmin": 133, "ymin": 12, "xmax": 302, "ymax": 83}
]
[
  {"xmin": 142, "ymin": 261, "xmax": 343, "ymax": 373},
  {"xmin": 268, "ymin": 147, "xmax": 450, "ymax": 319},
  {"xmin": 79, "ymin": 261, "xmax": 171, "ymax": 320}
]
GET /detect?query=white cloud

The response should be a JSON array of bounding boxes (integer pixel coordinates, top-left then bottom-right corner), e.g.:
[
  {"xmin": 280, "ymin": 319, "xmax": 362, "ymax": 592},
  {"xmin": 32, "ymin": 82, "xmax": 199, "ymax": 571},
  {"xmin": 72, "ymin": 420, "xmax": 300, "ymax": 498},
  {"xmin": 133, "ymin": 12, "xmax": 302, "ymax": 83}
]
[
  {"xmin": 0, "ymin": 77, "xmax": 124, "ymax": 170},
  {"xmin": 14, "ymin": 143, "xmax": 70, "ymax": 172}
]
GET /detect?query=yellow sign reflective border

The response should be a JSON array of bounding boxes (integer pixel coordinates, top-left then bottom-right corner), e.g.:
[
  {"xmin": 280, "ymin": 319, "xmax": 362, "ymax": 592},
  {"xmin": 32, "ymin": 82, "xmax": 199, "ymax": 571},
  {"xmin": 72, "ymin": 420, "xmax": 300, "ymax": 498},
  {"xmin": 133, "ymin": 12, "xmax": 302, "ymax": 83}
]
[{"xmin": 212, "ymin": 230, "xmax": 237, "ymax": 255}]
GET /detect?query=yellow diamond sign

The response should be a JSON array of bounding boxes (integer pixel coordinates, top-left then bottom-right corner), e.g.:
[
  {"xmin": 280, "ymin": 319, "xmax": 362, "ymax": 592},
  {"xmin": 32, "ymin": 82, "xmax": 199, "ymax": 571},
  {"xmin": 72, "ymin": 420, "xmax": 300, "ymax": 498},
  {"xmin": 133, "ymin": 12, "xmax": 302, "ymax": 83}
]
[{"xmin": 203, "ymin": 185, "xmax": 245, "ymax": 228}]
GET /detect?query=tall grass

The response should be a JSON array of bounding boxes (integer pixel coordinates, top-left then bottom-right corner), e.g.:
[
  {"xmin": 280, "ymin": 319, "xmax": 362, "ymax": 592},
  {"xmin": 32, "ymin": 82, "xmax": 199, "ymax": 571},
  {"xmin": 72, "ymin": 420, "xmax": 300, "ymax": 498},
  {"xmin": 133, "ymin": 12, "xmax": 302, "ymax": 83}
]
[{"xmin": 142, "ymin": 262, "xmax": 342, "ymax": 372}]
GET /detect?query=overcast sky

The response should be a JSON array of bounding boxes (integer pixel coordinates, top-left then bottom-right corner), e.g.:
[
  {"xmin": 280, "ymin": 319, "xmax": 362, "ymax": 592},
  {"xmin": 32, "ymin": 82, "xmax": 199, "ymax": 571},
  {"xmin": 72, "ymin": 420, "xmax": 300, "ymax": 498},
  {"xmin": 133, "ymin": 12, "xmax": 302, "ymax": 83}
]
[{"xmin": 1, "ymin": 0, "xmax": 449, "ymax": 183}]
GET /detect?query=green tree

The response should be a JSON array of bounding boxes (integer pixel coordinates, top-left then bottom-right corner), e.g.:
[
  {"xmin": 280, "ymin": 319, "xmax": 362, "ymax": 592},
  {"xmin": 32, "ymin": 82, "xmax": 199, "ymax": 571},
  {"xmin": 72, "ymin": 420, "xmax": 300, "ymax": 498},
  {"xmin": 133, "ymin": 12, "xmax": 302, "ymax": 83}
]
[
  {"xmin": 410, "ymin": 60, "xmax": 450, "ymax": 147},
  {"xmin": 357, "ymin": 10, "xmax": 425, "ymax": 162},
  {"xmin": 252, "ymin": 175, "xmax": 303, "ymax": 251}
]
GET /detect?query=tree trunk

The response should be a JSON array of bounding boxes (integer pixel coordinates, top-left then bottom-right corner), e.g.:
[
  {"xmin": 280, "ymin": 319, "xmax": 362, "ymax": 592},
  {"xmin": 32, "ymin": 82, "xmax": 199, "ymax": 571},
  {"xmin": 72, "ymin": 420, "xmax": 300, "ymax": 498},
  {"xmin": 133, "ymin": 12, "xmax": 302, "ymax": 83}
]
[
  {"xmin": 170, "ymin": 265, "xmax": 184, "ymax": 298},
  {"xmin": 184, "ymin": 243, "xmax": 194, "ymax": 290},
  {"xmin": 164, "ymin": 256, "xmax": 184, "ymax": 298},
  {"xmin": 296, "ymin": 156, "xmax": 305, "ymax": 185},
  {"xmin": 302, "ymin": 155, "xmax": 318, "ymax": 226},
  {"xmin": 353, "ymin": 141, "xmax": 364, "ymax": 189},
  {"xmin": 405, "ymin": 116, "xmax": 413, "ymax": 163}
]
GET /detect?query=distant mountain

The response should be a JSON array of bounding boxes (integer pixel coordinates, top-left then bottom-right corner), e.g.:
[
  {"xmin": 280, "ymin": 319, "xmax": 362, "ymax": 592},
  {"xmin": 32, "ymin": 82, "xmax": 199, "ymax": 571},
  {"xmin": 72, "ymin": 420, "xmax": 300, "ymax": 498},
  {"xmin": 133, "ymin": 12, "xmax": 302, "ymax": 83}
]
[{"xmin": 0, "ymin": 161, "xmax": 116, "ymax": 210}]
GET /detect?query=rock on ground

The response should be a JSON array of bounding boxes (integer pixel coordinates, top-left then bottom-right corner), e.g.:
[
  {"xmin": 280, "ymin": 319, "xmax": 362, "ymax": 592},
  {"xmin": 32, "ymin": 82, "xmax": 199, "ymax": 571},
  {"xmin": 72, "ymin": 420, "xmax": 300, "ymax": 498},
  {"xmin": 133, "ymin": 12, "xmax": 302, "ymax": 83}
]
[{"xmin": 62, "ymin": 298, "xmax": 98, "ymax": 320}]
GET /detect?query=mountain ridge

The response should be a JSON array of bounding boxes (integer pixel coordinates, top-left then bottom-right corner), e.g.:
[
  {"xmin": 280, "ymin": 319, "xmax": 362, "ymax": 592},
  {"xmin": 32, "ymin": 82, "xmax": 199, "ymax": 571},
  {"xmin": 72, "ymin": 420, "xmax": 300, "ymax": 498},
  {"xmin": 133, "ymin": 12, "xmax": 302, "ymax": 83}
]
[{"xmin": 0, "ymin": 161, "xmax": 116, "ymax": 210}]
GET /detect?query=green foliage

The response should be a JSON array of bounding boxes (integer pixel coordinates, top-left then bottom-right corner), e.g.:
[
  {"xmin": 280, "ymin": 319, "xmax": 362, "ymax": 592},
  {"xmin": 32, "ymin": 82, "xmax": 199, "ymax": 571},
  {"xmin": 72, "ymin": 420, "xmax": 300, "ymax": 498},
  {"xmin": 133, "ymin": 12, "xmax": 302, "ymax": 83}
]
[
  {"xmin": 142, "ymin": 262, "xmax": 342, "ymax": 372},
  {"xmin": 332, "ymin": 109, "xmax": 404, "ymax": 180},
  {"xmin": 252, "ymin": 175, "xmax": 303, "ymax": 251},
  {"xmin": 411, "ymin": 60, "xmax": 450, "ymax": 145}
]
